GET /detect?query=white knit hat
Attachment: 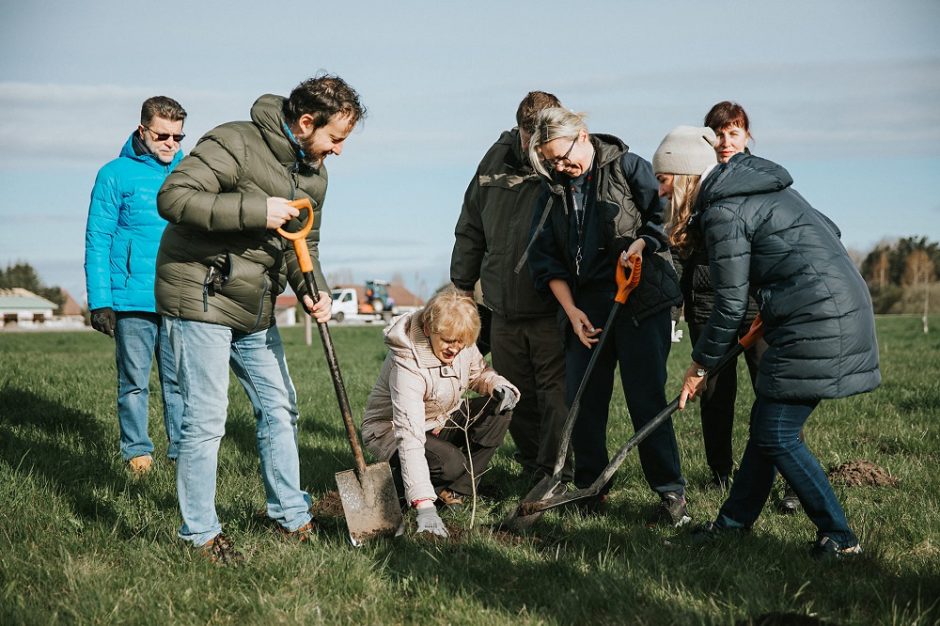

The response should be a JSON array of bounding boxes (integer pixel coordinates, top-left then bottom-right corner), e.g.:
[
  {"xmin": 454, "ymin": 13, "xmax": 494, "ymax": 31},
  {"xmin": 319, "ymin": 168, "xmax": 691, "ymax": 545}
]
[{"xmin": 652, "ymin": 126, "xmax": 718, "ymax": 175}]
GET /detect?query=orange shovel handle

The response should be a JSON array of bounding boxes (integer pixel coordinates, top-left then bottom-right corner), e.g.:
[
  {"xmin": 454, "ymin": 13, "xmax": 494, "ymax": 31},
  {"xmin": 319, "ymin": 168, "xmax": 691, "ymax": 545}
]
[
  {"xmin": 614, "ymin": 255, "xmax": 642, "ymax": 304},
  {"xmin": 739, "ymin": 315, "xmax": 764, "ymax": 350},
  {"xmin": 276, "ymin": 199, "xmax": 315, "ymax": 274}
]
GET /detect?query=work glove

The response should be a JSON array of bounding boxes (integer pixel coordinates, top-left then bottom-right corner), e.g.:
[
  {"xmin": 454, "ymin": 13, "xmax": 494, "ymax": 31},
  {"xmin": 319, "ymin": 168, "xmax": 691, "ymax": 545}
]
[
  {"xmin": 493, "ymin": 385, "xmax": 519, "ymax": 414},
  {"xmin": 415, "ymin": 506, "xmax": 449, "ymax": 539},
  {"xmin": 90, "ymin": 307, "xmax": 116, "ymax": 338}
]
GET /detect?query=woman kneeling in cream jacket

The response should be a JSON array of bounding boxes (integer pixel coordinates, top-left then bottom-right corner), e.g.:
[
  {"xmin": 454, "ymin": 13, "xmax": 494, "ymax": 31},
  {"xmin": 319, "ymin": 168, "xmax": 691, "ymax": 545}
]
[{"xmin": 361, "ymin": 287, "xmax": 519, "ymax": 538}]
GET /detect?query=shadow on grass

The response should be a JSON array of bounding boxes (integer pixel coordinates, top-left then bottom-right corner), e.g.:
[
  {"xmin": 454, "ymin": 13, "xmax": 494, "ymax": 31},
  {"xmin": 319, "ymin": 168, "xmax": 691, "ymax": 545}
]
[
  {"xmin": 368, "ymin": 500, "xmax": 940, "ymax": 625},
  {"xmin": 0, "ymin": 385, "xmax": 130, "ymax": 527},
  {"xmin": 223, "ymin": 409, "xmax": 350, "ymax": 495}
]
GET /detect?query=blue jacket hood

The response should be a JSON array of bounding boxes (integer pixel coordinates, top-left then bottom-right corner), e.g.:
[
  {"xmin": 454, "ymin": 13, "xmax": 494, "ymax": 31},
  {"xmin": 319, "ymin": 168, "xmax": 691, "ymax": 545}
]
[{"xmin": 697, "ymin": 153, "xmax": 793, "ymax": 208}]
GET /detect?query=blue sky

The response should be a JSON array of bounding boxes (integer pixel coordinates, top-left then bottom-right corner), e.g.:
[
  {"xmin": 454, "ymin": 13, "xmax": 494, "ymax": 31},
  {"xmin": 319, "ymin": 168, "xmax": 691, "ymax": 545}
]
[{"xmin": 1, "ymin": 0, "xmax": 938, "ymax": 302}]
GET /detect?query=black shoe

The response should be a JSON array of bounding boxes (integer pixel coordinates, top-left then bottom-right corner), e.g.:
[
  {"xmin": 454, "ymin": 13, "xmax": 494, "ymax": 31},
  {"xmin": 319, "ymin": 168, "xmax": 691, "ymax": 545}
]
[
  {"xmin": 777, "ymin": 486, "xmax": 801, "ymax": 514},
  {"xmin": 649, "ymin": 492, "xmax": 692, "ymax": 527},
  {"xmin": 690, "ymin": 520, "xmax": 750, "ymax": 544},
  {"xmin": 810, "ymin": 536, "xmax": 862, "ymax": 560}
]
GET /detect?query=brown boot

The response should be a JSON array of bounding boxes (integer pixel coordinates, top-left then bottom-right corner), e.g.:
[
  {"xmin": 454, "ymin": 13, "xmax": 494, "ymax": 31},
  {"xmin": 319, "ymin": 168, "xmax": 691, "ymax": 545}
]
[
  {"xmin": 199, "ymin": 534, "xmax": 244, "ymax": 566},
  {"xmin": 278, "ymin": 520, "xmax": 316, "ymax": 542},
  {"xmin": 128, "ymin": 454, "xmax": 153, "ymax": 476},
  {"xmin": 436, "ymin": 488, "xmax": 465, "ymax": 508}
]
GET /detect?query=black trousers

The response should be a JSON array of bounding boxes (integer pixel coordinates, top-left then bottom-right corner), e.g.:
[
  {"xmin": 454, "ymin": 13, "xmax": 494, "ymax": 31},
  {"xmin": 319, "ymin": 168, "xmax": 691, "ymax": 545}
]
[
  {"xmin": 566, "ymin": 297, "xmax": 685, "ymax": 496},
  {"xmin": 390, "ymin": 397, "xmax": 511, "ymax": 498},
  {"xmin": 490, "ymin": 314, "xmax": 571, "ymax": 480}
]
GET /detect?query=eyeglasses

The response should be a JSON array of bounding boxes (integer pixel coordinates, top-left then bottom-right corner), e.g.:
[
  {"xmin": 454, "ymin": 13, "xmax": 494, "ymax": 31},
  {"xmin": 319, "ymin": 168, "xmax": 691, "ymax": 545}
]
[
  {"xmin": 542, "ymin": 136, "xmax": 578, "ymax": 169},
  {"xmin": 143, "ymin": 126, "xmax": 185, "ymax": 142}
]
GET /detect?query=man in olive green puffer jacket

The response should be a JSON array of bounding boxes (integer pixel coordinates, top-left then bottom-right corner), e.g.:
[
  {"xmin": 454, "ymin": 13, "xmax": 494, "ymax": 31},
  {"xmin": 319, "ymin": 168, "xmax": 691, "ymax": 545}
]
[{"xmin": 155, "ymin": 74, "xmax": 365, "ymax": 561}]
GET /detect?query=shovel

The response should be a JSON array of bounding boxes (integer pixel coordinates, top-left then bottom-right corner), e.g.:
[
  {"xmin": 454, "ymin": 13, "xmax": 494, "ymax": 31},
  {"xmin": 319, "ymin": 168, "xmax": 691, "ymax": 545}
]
[
  {"xmin": 500, "ymin": 255, "xmax": 642, "ymax": 531},
  {"xmin": 278, "ymin": 199, "xmax": 402, "ymax": 546},
  {"xmin": 515, "ymin": 314, "xmax": 765, "ymax": 518}
]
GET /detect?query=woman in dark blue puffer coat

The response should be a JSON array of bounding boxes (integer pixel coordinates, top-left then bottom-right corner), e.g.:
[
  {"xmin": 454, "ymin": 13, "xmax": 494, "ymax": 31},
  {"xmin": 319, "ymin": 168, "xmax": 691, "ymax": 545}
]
[{"xmin": 653, "ymin": 126, "xmax": 880, "ymax": 559}]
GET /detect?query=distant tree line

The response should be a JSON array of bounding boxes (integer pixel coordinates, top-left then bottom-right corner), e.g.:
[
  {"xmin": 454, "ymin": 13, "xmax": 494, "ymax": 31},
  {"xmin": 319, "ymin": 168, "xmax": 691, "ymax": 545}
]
[
  {"xmin": 0, "ymin": 262, "xmax": 67, "ymax": 311},
  {"xmin": 859, "ymin": 237, "xmax": 938, "ymax": 313}
]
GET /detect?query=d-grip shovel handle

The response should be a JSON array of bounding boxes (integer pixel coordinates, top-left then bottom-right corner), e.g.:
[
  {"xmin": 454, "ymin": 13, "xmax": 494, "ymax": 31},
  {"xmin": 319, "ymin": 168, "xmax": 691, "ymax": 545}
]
[
  {"xmin": 277, "ymin": 199, "xmax": 316, "ymax": 275},
  {"xmin": 737, "ymin": 314, "xmax": 764, "ymax": 351},
  {"xmin": 615, "ymin": 254, "xmax": 642, "ymax": 304},
  {"xmin": 277, "ymin": 198, "xmax": 369, "ymax": 476}
]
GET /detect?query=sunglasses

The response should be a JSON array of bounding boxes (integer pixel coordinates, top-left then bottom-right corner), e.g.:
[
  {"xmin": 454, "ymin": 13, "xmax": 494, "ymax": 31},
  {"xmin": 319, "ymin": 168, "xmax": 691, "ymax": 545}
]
[{"xmin": 143, "ymin": 126, "xmax": 185, "ymax": 142}]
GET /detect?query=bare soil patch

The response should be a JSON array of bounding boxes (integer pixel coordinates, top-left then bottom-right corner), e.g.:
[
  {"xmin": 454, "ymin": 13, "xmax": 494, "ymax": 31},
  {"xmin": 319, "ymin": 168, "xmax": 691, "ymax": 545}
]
[
  {"xmin": 828, "ymin": 460, "xmax": 899, "ymax": 487},
  {"xmin": 312, "ymin": 490, "xmax": 347, "ymax": 518}
]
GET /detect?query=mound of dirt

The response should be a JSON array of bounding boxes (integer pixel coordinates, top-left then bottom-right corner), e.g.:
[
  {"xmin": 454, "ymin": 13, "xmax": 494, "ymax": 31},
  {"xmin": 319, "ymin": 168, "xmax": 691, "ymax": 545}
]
[
  {"xmin": 828, "ymin": 460, "xmax": 899, "ymax": 487},
  {"xmin": 311, "ymin": 490, "xmax": 346, "ymax": 518}
]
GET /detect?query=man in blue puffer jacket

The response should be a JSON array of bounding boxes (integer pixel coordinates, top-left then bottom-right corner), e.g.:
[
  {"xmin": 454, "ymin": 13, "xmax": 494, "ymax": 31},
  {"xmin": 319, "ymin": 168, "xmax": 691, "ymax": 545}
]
[{"xmin": 84, "ymin": 96, "xmax": 187, "ymax": 475}]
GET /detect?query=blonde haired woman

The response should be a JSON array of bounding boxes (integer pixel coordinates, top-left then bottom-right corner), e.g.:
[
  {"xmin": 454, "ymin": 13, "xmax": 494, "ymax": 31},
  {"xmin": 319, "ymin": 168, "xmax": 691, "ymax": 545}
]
[
  {"xmin": 653, "ymin": 126, "xmax": 879, "ymax": 558},
  {"xmin": 527, "ymin": 107, "xmax": 689, "ymax": 525},
  {"xmin": 361, "ymin": 286, "xmax": 519, "ymax": 538}
]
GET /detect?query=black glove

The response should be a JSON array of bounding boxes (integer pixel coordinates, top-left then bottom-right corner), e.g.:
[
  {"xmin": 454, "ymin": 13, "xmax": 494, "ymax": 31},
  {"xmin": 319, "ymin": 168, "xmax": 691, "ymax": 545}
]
[{"xmin": 90, "ymin": 307, "xmax": 115, "ymax": 337}]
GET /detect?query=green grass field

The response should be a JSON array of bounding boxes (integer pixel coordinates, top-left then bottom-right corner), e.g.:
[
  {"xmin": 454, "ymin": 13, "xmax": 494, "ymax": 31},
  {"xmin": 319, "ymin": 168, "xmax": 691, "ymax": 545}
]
[{"xmin": 1, "ymin": 316, "xmax": 938, "ymax": 625}]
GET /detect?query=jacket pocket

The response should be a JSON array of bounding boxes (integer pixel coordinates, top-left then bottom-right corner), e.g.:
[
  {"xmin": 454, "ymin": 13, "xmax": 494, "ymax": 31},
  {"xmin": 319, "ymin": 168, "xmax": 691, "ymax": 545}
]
[
  {"xmin": 215, "ymin": 254, "xmax": 268, "ymax": 317},
  {"xmin": 118, "ymin": 239, "xmax": 133, "ymax": 288}
]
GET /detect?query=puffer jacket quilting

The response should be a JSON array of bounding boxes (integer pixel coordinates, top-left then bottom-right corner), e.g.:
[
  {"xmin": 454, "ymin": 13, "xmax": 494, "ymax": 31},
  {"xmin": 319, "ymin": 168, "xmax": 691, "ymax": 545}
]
[
  {"xmin": 85, "ymin": 133, "xmax": 183, "ymax": 312},
  {"xmin": 690, "ymin": 154, "xmax": 880, "ymax": 400},
  {"xmin": 156, "ymin": 95, "xmax": 328, "ymax": 332}
]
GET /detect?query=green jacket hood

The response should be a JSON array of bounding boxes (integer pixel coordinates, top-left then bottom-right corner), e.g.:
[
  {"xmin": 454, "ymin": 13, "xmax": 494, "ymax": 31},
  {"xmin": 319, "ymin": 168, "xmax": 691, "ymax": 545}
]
[{"xmin": 250, "ymin": 94, "xmax": 299, "ymax": 168}]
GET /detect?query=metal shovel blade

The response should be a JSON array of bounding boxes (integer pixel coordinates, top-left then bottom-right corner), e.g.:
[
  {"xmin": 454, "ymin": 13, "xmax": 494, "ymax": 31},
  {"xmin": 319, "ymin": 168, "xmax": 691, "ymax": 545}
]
[
  {"xmin": 499, "ymin": 475, "xmax": 558, "ymax": 531},
  {"xmin": 335, "ymin": 461, "xmax": 403, "ymax": 546}
]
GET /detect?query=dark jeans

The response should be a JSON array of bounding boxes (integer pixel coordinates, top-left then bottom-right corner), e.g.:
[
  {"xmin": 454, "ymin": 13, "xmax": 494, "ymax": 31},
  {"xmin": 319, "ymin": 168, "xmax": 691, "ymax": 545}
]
[
  {"xmin": 566, "ymin": 297, "xmax": 685, "ymax": 496},
  {"xmin": 490, "ymin": 314, "xmax": 571, "ymax": 480},
  {"xmin": 716, "ymin": 395, "xmax": 857, "ymax": 546},
  {"xmin": 390, "ymin": 397, "xmax": 511, "ymax": 498},
  {"xmin": 687, "ymin": 319, "xmax": 763, "ymax": 478}
]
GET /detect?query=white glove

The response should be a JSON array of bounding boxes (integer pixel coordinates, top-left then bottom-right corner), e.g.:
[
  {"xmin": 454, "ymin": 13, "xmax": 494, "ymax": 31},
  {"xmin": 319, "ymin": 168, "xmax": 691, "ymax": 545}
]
[
  {"xmin": 494, "ymin": 385, "xmax": 519, "ymax": 414},
  {"xmin": 415, "ymin": 506, "xmax": 449, "ymax": 538}
]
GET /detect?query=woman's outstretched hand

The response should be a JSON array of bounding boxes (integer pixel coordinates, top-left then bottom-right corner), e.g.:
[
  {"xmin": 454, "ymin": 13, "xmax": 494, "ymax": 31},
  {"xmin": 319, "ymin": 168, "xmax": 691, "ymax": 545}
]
[{"xmin": 567, "ymin": 307, "xmax": 602, "ymax": 348}]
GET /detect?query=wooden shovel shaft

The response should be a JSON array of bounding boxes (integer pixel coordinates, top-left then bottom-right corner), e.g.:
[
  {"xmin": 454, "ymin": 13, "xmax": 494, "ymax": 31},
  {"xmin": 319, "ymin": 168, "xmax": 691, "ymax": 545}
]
[
  {"xmin": 299, "ymin": 269, "xmax": 369, "ymax": 477},
  {"xmin": 277, "ymin": 199, "xmax": 369, "ymax": 478}
]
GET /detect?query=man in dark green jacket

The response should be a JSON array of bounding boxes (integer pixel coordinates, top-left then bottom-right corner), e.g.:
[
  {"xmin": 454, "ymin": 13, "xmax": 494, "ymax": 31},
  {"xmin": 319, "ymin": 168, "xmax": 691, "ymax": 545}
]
[
  {"xmin": 156, "ymin": 74, "xmax": 365, "ymax": 563},
  {"xmin": 451, "ymin": 91, "xmax": 570, "ymax": 483}
]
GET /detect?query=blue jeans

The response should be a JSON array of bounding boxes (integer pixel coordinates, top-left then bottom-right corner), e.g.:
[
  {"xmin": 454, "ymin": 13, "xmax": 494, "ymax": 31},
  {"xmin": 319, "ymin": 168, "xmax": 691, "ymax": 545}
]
[
  {"xmin": 566, "ymin": 297, "xmax": 685, "ymax": 496},
  {"xmin": 164, "ymin": 318, "xmax": 312, "ymax": 546},
  {"xmin": 115, "ymin": 313, "xmax": 183, "ymax": 461},
  {"xmin": 716, "ymin": 395, "xmax": 857, "ymax": 546}
]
